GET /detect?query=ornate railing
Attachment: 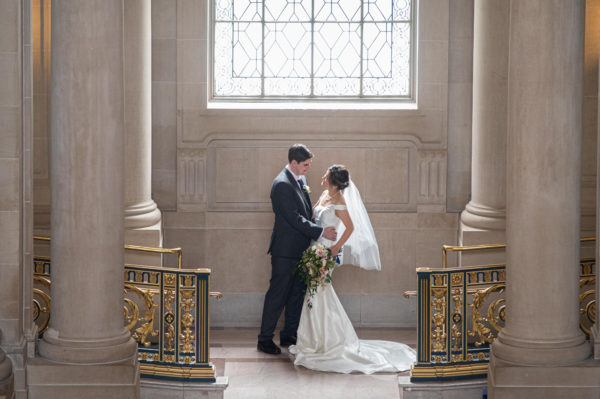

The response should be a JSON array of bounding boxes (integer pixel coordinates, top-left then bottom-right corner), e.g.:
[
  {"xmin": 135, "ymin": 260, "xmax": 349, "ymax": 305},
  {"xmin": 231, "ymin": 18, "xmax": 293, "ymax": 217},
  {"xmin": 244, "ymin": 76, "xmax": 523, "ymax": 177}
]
[
  {"xmin": 410, "ymin": 258, "xmax": 596, "ymax": 382},
  {"xmin": 441, "ymin": 237, "xmax": 596, "ymax": 268},
  {"xmin": 124, "ymin": 264, "xmax": 215, "ymax": 381},
  {"xmin": 33, "ymin": 256, "xmax": 221, "ymax": 382},
  {"xmin": 33, "ymin": 257, "xmax": 51, "ymax": 335},
  {"xmin": 441, "ymin": 243, "xmax": 506, "ymax": 269},
  {"xmin": 33, "ymin": 235, "xmax": 184, "ymax": 268},
  {"xmin": 580, "ymin": 257, "xmax": 596, "ymax": 336}
]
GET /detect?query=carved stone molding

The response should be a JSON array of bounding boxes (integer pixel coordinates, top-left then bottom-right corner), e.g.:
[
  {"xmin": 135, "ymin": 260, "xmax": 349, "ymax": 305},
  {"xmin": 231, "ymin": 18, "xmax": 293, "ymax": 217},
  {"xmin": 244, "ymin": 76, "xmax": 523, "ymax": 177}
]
[
  {"xmin": 177, "ymin": 149, "xmax": 205, "ymax": 211},
  {"xmin": 418, "ymin": 150, "xmax": 447, "ymax": 205},
  {"xmin": 205, "ymin": 139, "xmax": 420, "ymax": 212}
]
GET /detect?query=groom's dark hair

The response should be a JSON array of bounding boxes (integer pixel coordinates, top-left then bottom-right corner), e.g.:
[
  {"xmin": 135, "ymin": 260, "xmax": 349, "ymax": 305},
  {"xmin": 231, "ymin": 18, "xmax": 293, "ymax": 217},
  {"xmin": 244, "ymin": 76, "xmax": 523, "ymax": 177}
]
[{"xmin": 288, "ymin": 144, "xmax": 313, "ymax": 163}]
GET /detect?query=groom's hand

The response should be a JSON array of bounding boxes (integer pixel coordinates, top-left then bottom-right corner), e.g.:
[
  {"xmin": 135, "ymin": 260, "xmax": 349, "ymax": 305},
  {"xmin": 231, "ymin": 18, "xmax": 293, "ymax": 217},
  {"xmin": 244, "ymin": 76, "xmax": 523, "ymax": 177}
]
[{"xmin": 323, "ymin": 227, "xmax": 337, "ymax": 241}]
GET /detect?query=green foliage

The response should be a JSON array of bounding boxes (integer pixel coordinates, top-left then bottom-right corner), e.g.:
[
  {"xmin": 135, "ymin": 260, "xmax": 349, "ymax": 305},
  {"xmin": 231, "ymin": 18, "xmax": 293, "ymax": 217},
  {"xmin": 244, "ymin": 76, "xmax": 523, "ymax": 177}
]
[{"xmin": 295, "ymin": 244, "xmax": 339, "ymax": 309}]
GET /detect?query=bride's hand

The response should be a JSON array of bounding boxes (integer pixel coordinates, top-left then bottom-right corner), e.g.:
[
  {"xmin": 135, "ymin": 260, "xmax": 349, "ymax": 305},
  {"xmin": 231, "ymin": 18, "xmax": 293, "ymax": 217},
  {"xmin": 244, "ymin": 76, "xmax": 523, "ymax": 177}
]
[{"xmin": 330, "ymin": 245, "xmax": 340, "ymax": 258}]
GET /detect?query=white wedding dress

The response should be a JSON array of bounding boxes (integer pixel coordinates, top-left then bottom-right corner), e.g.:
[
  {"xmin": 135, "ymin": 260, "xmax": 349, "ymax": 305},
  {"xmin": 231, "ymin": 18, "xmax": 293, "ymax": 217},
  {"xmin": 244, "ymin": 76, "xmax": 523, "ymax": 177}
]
[{"xmin": 288, "ymin": 203, "xmax": 416, "ymax": 374}]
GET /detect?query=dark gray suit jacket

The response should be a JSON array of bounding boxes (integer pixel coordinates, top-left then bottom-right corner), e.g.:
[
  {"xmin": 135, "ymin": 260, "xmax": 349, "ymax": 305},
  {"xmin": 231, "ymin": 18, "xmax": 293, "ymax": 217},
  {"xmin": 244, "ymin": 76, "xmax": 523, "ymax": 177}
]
[{"xmin": 267, "ymin": 168, "xmax": 323, "ymax": 258}]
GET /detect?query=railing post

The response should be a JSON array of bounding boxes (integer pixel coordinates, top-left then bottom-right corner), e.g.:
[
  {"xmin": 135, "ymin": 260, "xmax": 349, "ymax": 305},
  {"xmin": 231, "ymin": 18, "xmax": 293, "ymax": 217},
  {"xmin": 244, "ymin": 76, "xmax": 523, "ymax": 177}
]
[
  {"xmin": 411, "ymin": 265, "xmax": 505, "ymax": 381},
  {"xmin": 123, "ymin": 265, "xmax": 216, "ymax": 382},
  {"xmin": 416, "ymin": 269, "xmax": 431, "ymax": 366}
]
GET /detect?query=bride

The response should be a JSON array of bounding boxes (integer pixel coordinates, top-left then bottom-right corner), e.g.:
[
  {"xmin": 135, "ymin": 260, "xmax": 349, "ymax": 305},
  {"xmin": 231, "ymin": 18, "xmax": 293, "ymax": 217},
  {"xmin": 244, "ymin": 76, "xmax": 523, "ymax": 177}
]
[{"xmin": 288, "ymin": 165, "xmax": 416, "ymax": 374}]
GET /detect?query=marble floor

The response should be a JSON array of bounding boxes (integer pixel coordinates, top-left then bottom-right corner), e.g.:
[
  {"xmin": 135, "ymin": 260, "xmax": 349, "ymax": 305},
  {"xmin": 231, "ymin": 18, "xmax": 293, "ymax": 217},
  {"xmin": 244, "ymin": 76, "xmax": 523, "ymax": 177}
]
[{"xmin": 210, "ymin": 327, "xmax": 417, "ymax": 399}]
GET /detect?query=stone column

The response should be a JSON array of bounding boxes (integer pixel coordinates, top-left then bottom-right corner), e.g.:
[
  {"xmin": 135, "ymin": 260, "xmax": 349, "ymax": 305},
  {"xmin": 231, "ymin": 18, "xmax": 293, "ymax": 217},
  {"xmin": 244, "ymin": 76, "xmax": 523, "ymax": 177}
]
[
  {"xmin": 123, "ymin": 0, "xmax": 163, "ymax": 266},
  {"xmin": 458, "ymin": 0, "xmax": 508, "ymax": 267},
  {"xmin": 488, "ymin": 1, "xmax": 596, "ymax": 397},
  {"xmin": 30, "ymin": 1, "xmax": 139, "ymax": 397},
  {"xmin": 40, "ymin": 0, "xmax": 137, "ymax": 363},
  {"xmin": 39, "ymin": 0, "xmax": 137, "ymax": 364}
]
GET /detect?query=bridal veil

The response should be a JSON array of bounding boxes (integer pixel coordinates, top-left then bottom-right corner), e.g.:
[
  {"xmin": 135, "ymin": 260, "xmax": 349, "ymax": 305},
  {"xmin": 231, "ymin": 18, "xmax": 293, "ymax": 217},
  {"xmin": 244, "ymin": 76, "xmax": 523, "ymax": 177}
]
[{"xmin": 338, "ymin": 180, "xmax": 381, "ymax": 271}]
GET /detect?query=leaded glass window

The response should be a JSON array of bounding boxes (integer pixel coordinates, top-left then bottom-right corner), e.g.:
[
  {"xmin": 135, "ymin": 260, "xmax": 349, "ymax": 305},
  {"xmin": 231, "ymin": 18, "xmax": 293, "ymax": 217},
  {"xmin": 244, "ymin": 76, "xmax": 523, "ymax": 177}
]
[{"xmin": 211, "ymin": 0, "xmax": 415, "ymax": 101}]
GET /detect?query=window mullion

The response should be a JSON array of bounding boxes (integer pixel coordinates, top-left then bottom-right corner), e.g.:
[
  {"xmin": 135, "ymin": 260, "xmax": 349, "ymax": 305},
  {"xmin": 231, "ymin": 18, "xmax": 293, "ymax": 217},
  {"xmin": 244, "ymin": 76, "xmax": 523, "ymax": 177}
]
[
  {"xmin": 359, "ymin": 0, "xmax": 364, "ymax": 97},
  {"xmin": 230, "ymin": 2, "xmax": 234, "ymax": 85},
  {"xmin": 311, "ymin": 0, "xmax": 315, "ymax": 97},
  {"xmin": 261, "ymin": 0, "xmax": 265, "ymax": 97}
]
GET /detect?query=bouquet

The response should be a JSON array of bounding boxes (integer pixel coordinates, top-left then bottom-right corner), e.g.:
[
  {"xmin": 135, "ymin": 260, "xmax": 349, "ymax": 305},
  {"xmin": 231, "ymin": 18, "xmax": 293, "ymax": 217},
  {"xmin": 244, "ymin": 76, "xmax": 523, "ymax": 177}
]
[{"xmin": 295, "ymin": 243, "xmax": 339, "ymax": 309}]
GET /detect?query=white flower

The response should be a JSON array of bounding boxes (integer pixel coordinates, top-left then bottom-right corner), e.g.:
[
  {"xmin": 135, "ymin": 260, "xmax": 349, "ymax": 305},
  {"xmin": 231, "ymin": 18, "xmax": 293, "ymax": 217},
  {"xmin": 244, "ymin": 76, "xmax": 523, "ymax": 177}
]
[{"xmin": 303, "ymin": 184, "xmax": 311, "ymax": 194}]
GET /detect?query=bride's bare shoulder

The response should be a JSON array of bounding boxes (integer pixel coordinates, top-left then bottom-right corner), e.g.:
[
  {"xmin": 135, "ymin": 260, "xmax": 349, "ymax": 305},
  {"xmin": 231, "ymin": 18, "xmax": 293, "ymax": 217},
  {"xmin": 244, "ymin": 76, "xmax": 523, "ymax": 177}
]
[{"xmin": 333, "ymin": 195, "xmax": 347, "ymax": 206}]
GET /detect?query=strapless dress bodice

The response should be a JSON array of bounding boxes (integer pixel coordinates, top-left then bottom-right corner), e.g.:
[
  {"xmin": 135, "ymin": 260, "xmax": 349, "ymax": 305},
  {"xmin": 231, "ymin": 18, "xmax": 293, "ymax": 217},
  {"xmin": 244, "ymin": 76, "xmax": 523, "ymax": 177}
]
[{"xmin": 313, "ymin": 204, "xmax": 345, "ymax": 248}]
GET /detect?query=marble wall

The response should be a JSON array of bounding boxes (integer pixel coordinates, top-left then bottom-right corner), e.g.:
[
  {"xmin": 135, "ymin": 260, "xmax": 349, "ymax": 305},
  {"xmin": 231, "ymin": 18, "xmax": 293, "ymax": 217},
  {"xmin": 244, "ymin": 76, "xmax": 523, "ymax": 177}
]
[
  {"xmin": 153, "ymin": 0, "xmax": 460, "ymax": 327},
  {"xmin": 0, "ymin": 0, "xmax": 35, "ymax": 396},
  {"xmin": 0, "ymin": 0, "xmax": 23, "ymax": 346},
  {"xmin": 24, "ymin": 0, "xmax": 600, "ymax": 329}
]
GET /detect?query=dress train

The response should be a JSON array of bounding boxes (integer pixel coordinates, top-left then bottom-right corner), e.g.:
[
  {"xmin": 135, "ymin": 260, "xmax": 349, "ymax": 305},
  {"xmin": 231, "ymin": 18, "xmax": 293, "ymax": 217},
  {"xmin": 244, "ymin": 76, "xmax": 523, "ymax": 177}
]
[{"xmin": 289, "ymin": 282, "xmax": 415, "ymax": 374}]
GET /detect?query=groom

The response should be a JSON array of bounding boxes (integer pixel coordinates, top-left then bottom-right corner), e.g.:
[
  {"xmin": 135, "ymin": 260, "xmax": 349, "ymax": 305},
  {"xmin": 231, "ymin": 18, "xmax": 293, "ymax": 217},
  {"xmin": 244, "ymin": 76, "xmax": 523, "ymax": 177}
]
[{"xmin": 257, "ymin": 144, "xmax": 337, "ymax": 355}]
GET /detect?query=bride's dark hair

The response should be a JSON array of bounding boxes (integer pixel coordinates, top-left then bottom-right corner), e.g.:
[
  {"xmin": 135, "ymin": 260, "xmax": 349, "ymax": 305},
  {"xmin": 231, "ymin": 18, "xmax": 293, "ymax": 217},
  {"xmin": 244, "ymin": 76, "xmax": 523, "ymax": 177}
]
[{"xmin": 328, "ymin": 165, "xmax": 350, "ymax": 190}]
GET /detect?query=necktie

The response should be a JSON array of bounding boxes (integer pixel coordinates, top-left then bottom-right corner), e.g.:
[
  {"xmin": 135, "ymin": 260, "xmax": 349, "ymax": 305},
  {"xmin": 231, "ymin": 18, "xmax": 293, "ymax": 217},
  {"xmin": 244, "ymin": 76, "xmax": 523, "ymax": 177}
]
[{"xmin": 297, "ymin": 179, "xmax": 303, "ymax": 190}]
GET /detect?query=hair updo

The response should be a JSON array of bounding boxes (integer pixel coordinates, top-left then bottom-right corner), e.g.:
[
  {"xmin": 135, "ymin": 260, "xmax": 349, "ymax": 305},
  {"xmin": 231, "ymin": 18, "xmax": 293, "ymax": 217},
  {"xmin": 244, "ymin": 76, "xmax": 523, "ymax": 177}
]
[{"xmin": 328, "ymin": 165, "xmax": 350, "ymax": 191}]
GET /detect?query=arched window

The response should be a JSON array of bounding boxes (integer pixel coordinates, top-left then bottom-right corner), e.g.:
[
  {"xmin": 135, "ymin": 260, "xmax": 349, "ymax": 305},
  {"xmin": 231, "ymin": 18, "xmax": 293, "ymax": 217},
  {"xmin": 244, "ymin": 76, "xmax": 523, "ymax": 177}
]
[{"xmin": 210, "ymin": 0, "xmax": 415, "ymax": 103}]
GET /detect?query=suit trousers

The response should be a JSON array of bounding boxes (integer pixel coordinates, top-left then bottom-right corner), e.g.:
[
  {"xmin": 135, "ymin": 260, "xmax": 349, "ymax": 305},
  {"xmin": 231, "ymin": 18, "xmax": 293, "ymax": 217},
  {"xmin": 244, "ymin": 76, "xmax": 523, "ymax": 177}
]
[{"xmin": 258, "ymin": 256, "xmax": 306, "ymax": 342}]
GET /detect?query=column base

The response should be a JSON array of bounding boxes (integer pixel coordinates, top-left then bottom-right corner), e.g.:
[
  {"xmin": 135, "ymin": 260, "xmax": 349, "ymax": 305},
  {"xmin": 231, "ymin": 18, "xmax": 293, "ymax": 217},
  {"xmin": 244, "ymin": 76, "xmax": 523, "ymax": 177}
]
[
  {"xmin": 124, "ymin": 200, "xmax": 161, "ymax": 229},
  {"xmin": 27, "ymin": 356, "xmax": 139, "ymax": 399},
  {"xmin": 398, "ymin": 376, "xmax": 485, "ymax": 399},
  {"xmin": 39, "ymin": 328, "xmax": 137, "ymax": 365},
  {"xmin": 488, "ymin": 350, "xmax": 600, "ymax": 399},
  {"xmin": 124, "ymin": 221, "xmax": 163, "ymax": 266},
  {"xmin": 141, "ymin": 376, "xmax": 229, "ymax": 399},
  {"xmin": 460, "ymin": 202, "xmax": 506, "ymax": 230},
  {"xmin": 492, "ymin": 330, "xmax": 591, "ymax": 366},
  {"xmin": 458, "ymin": 221, "xmax": 506, "ymax": 267},
  {"xmin": 1, "ymin": 327, "xmax": 33, "ymax": 398},
  {"xmin": 0, "ymin": 349, "xmax": 13, "ymax": 399}
]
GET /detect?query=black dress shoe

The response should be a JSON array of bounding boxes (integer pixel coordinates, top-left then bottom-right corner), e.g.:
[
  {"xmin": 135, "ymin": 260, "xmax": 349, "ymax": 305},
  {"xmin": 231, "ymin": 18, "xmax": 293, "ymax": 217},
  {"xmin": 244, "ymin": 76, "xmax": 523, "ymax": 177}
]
[
  {"xmin": 257, "ymin": 340, "xmax": 281, "ymax": 355},
  {"xmin": 280, "ymin": 336, "xmax": 297, "ymax": 347}
]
